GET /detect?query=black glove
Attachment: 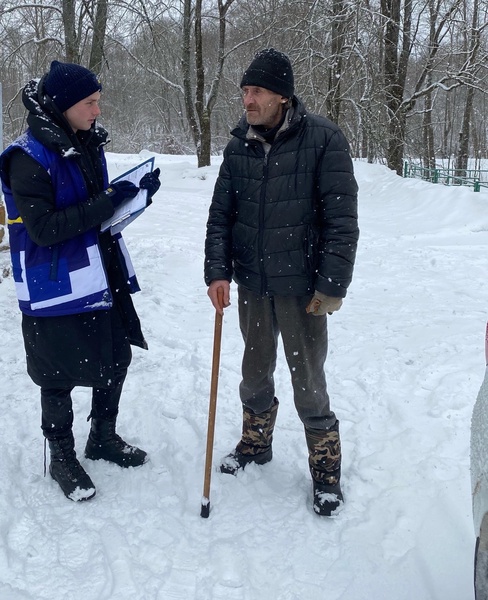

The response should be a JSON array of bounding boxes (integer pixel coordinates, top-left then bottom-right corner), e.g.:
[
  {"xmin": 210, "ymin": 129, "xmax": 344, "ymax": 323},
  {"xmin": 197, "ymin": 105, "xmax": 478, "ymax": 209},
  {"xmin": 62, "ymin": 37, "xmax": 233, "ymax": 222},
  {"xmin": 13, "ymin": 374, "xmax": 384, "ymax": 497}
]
[
  {"xmin": 104, "ymin": 180, "xmax": 139, "ymax": 208},
  {"xmin": 139, "ymin": 168, "xmax": 161, "ymax": 199}
]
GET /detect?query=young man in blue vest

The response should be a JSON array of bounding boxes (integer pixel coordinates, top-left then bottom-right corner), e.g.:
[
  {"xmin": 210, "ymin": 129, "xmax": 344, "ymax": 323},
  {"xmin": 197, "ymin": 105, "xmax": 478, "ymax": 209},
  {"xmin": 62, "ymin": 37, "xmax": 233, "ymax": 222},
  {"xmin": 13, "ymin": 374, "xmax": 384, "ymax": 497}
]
[{"xmin": 0, "ymin": 61, "xmax": 160, "ymax": 501}]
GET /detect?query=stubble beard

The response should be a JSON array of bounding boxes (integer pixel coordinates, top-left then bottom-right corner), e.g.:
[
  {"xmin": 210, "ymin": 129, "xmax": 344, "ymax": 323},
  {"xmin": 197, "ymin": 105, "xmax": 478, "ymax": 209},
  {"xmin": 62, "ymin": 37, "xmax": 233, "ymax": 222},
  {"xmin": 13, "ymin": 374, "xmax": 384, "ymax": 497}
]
[{"xmin": 246, "ymin": 104, "xmax": 283, "ymax": 129}]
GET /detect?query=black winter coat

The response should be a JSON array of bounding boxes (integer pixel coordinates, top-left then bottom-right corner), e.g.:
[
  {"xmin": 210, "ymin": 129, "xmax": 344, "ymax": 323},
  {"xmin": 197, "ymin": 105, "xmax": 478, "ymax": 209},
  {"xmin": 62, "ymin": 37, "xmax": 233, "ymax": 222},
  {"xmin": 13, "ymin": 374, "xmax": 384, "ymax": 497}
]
[
  {"xmin": 205, "ymin": 97, "xmax": 359, "ymax": 298},
  {"xmin": 1, "ymin": 77, "xmax": 147, "ymax": 388}
]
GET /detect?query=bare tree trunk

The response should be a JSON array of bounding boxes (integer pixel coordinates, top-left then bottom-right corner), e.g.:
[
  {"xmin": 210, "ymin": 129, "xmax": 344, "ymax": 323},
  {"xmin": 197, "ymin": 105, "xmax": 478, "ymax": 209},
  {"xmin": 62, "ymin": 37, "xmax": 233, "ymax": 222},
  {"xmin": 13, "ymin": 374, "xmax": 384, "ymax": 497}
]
[
  {"xmin": 455, "ymin": 0, "xmax": 480, "ymax": 174},
  {"xmin": 382, "ymin": 0, "xmax": 403, "ymax": 174},
  {"xmin": 456, "ymin": 86, "xmax": 475, "ymax": 175},
  {"xmin": 62, "ymin": 0, "xmax": 80, "ymax": 63},
  {"xmin": 182, "ymin": 0, "xmax": 201, "ymax": 156},
  {"xmin": 89, "ymin": 0, "xmax": 108, "ymax": 73},
  {"xmin": 61, "ymin": 0, "xmax": 108, "ymax": 72},
  {"xmin": 194, "ymin": 0, "xmax": 210, "ymax": 167},
  {"xmin": 326, "ymin": 0, "xmax": 349, "ymax": 124},
  {"xmin": 182, "ymin": 0, "xmax": 235, "ymax": 167},
  {"xmin": 422, "ymin": 1, "xmax": 436, "ymax": 172},
  {"xmin": 422, "ymin": 88, "xmax": 435, "ymax": 171},
  {"xmin": 441, "ymin": 93, "xmax": 452, "ymax": 159}
]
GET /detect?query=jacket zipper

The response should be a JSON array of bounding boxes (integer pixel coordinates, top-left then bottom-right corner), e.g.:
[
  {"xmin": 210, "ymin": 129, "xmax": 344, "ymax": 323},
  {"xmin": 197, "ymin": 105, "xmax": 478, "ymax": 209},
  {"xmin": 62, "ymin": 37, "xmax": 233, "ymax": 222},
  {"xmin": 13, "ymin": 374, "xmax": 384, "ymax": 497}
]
[{"xmin": 258, "ymin": 150, "xmax": 269, "ymax": 296}]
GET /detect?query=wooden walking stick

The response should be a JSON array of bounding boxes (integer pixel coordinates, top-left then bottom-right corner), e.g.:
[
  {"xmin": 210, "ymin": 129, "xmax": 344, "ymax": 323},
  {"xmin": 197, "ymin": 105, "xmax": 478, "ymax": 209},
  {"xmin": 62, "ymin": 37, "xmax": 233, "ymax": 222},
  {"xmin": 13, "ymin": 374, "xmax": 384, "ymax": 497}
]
[{"xmin": 201, "ymin": 288, "xmax": 224, "ymax": 518}]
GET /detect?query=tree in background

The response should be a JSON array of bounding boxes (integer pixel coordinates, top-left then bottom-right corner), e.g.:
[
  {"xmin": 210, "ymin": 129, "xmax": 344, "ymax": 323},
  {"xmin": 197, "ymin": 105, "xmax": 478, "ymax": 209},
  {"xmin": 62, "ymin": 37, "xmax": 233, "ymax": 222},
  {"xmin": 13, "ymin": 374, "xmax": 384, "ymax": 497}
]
[
  {"xmin": 454, "ymin": 0, "xmax": 485, "ymax": 174},
  {"xmin": 0, "ymin": 0, "xmax": 487, "ymax": 169},
  {"xmin": 183, "ymin": 0, "xmax": 236, "ymax": 167}
]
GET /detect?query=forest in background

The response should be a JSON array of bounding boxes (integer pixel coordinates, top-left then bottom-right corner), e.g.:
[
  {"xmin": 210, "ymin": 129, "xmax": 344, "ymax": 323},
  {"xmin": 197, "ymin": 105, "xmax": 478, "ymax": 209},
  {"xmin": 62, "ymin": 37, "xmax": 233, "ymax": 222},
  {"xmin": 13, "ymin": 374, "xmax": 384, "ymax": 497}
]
[{"xmin": 0, "ymin": 0, "xmax": 487, "ymax": 173}]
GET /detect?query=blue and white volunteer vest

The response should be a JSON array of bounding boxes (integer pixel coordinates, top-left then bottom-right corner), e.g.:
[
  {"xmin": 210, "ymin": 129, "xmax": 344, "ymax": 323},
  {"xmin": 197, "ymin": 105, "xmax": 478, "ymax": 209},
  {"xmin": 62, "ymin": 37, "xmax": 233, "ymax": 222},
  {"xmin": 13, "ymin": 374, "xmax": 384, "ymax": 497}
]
[{"xmin": 0, "ymin": 130, "xmax": 140, "ymax": 317}]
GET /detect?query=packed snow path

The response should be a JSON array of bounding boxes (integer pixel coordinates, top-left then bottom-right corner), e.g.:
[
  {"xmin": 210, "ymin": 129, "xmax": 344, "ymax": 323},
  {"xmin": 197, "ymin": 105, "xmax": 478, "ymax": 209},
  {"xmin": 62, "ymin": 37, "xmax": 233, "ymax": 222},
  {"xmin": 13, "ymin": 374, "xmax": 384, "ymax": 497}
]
[{"xmin": 0, "ymin": 154, "xmax": 486, "ymax": 599}]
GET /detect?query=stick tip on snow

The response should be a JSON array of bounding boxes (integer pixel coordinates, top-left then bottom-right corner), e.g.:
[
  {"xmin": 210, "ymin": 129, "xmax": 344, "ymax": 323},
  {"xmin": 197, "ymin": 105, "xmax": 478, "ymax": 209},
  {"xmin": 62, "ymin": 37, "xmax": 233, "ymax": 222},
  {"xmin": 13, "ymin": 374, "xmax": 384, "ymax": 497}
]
[{"xmin": 201, "ymin": 497, "xmax": 210, "ymax": 518}]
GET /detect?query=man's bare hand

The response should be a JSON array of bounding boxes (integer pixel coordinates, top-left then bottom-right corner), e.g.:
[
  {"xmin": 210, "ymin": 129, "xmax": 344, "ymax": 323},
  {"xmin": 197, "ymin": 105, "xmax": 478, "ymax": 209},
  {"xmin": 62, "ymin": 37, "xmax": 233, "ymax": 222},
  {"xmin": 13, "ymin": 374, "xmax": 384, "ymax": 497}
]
[{"xmin": 207, "ymin": 280, "xmax": 231, "ymax": 315}]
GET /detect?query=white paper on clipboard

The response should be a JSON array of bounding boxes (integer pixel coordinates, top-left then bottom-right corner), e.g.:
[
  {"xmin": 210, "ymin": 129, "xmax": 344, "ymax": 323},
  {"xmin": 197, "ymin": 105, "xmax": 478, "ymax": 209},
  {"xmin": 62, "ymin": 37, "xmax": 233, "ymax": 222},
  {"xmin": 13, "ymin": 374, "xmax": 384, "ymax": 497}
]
[{"xmin": 101, "ymin": 157, "xmax": 155, "ymax": 234}]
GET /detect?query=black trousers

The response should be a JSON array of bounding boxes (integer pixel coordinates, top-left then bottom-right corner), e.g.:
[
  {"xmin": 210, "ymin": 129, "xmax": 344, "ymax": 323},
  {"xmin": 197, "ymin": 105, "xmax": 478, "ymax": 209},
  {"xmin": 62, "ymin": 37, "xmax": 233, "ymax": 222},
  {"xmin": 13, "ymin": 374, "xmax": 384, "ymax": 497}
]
[{"xmin": 40, "ymin": 308, "xmax": 132, "ymax": 440}]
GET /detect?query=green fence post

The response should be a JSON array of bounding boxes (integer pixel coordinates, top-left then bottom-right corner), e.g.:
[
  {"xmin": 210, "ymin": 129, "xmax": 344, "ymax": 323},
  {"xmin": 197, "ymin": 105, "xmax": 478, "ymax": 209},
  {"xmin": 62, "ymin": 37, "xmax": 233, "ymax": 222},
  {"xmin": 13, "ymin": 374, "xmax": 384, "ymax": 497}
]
[{"xmin": 474, "ymin": 180, "xmax": 480, "ymax": 192}]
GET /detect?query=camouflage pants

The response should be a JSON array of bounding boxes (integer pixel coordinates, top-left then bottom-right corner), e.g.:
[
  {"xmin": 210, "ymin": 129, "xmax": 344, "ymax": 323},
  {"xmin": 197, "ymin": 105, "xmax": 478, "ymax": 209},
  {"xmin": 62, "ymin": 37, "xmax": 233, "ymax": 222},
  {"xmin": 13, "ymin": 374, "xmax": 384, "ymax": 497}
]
[{"xmin": 237, "ymin": 286, "xmax": 337, "ymax": 430}]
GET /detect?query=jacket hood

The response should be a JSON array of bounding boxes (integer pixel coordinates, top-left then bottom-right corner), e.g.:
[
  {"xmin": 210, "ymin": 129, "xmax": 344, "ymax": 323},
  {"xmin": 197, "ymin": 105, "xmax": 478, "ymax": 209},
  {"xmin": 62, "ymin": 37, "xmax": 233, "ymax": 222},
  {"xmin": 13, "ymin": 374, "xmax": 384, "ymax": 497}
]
[{"xmin": 22, "ymin": 76, "xmax": 109, "ymax": 157}]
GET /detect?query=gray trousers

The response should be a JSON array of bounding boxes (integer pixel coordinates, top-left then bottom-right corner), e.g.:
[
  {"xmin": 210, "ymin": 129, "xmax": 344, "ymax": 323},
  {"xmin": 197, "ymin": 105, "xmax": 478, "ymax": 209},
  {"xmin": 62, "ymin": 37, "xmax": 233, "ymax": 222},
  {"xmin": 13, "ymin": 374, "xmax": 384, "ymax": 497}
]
[{"xmin": 238, "ymin": 286, "xmax": 337, "ymax": 430}]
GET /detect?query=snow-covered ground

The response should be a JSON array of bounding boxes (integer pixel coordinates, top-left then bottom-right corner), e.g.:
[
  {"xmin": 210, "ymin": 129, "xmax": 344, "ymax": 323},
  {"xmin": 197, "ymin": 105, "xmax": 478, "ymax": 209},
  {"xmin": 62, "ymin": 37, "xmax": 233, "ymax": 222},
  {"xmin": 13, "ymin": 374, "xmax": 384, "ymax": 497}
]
[{"xmin": 0, "ymin": 152, "xmax": 486, "ymax": 600}]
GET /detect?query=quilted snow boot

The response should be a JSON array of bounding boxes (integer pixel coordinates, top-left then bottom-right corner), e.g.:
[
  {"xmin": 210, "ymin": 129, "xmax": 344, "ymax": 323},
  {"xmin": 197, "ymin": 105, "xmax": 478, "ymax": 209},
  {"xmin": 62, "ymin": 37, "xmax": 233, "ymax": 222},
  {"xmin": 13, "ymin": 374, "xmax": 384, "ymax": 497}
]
[
  {"xmin": 305, "ymin": 421, "xmax": 344, "ymax": 516},
  {"xmin": 85, "ymin": 417, "xmax": 148, "ymax": 468},
  {"xmin": 48, "ymin": 433, "xmax": 96, "ymax": 502},
  {"xmin": 220, "ymin": 398, "xmax": 279, "ymax": 475}
]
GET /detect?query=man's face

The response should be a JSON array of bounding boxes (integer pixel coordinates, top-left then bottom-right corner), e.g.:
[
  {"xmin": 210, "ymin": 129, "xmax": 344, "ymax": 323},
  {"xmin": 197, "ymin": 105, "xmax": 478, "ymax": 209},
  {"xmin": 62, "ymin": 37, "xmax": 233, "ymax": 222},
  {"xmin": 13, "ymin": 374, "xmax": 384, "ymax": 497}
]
[
  {"xmin": 64, "ymin": 91, "xmax": 101, "ymax": 133},
  {"xmin": 242, "ymin": 86, "xmax": 286, "ymax": 129}
]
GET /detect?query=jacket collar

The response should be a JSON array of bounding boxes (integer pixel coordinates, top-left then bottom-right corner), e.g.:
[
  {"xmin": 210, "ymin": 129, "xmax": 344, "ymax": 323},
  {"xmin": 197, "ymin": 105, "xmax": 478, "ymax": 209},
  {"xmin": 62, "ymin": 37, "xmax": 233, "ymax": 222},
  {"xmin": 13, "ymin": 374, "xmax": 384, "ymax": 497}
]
[{"xmin": 246, "ymin": 106, "xmax": 295, "ymax": 143}]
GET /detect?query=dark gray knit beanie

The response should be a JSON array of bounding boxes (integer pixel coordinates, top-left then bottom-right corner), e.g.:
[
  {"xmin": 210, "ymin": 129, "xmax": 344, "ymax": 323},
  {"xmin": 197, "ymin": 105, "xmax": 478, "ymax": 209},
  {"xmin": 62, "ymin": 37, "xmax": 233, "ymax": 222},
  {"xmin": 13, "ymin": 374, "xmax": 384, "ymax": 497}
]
[
  {"xmin": 44, "ymin": 60, "xmax": 102, "ymax": 113},
  {"xmin": 240, "ymin": 48, "xmax": 294, "ymax": 98}
]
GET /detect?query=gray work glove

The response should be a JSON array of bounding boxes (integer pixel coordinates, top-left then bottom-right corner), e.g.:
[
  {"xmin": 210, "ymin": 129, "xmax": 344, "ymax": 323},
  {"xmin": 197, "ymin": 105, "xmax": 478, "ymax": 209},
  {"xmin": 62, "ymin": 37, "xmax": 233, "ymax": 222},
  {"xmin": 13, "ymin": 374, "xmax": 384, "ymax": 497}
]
[{"xmin": 306, "ymin": 291, "xmax": 343, "ymax": 316}]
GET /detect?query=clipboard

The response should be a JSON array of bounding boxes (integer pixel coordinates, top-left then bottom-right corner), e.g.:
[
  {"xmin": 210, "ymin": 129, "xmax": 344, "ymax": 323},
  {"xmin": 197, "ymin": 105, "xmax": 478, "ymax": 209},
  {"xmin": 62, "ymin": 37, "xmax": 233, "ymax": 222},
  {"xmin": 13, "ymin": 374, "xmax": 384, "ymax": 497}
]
[{"xmin": 101, "ymin": 157, "xmax": 155, "ymax": 234}]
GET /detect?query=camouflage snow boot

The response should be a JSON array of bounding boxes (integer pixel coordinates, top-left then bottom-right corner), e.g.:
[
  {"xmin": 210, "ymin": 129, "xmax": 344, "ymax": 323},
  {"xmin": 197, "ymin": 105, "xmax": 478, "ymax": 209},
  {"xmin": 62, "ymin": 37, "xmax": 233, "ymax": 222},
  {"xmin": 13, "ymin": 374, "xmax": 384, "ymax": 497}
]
[
  {"xmin": 220, "ymin": 398, "xmax": 279, "ymax": 475},
  {"xmin": 305, "ymin": 421, "xmax": 343, "ymax": 516}
]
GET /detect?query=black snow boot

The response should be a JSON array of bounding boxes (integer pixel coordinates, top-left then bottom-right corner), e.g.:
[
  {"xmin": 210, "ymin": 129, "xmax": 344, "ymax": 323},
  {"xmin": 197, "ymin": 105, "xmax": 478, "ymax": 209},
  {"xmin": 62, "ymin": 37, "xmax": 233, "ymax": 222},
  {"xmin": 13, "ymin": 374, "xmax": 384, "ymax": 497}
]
[
  {"xmin": 312, "ymin": 474, "xmax": 343, "ymax": 516},
  {"xmin": 305, "ymin": 421, "xmax": 344, "ymax": 516},
  {"xmin": 85, "ymin": 417, "xmax": 148, "ymax": 468},
  {"xmin": 48, "ymin": 434, "xmax": 96, "ymax": 502},
  {"xmin": 220, "ymin": 398, "xmax": 279, "ymax": 475}
]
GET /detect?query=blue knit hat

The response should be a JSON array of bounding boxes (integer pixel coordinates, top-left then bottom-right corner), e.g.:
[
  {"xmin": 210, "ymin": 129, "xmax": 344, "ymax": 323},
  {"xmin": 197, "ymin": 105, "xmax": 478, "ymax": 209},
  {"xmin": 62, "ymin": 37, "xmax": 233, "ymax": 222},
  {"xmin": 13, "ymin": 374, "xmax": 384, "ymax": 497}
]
[
  {"xmin": 44, "ymin": 60, "xmax": 102, "ymax": 113},
  {"xmin": 240, "ymin": 48, "xmax": 294, "ymax": 98}
]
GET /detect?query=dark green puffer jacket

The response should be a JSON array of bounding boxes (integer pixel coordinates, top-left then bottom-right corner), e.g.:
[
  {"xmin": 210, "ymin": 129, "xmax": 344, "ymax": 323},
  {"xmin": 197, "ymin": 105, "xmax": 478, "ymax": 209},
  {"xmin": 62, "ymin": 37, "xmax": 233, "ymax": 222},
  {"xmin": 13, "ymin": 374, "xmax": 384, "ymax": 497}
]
[{"xmin": 205, "ymin": 96, "xmax": 359, "ymax": 298}]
